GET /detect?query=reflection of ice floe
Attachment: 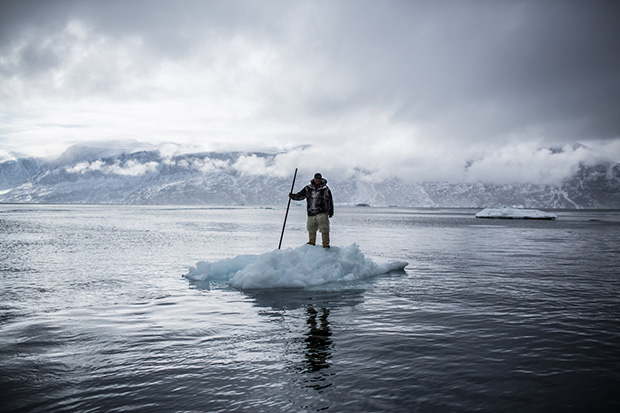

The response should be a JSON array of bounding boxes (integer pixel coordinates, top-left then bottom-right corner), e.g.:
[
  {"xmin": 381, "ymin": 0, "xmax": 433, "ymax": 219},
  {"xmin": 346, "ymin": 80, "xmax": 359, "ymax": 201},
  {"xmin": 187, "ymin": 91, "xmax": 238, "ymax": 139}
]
[
  {"xmin": 245, "ymin": 288, "xmax": 367, "ymax": 311},
  {"xmin": 186, "ymin": 244, "xmax": 408, "ymax": 289},
  {"xmin": 475, "ymin": 208, "xmax": 557, "ymax": 220}
]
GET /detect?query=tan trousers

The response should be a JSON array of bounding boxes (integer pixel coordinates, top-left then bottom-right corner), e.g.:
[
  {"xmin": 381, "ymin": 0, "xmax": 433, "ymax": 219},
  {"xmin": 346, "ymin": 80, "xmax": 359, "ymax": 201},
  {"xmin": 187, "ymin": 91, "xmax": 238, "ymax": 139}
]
[
  {"xmin": 307, "ymin": 213, "xmax": 330, "ymax": 246},
  {"xmin": 307, "ymin": 213, "xmax": 330, "ymax": 233}
]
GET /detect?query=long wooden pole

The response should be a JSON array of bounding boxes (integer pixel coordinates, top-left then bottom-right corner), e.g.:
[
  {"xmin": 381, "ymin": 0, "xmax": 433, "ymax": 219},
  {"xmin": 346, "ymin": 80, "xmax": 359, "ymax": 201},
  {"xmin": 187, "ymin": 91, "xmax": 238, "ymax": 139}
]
[{"xmin": 278, "ymin": 168, "xmax": 298, "ymax": 249}]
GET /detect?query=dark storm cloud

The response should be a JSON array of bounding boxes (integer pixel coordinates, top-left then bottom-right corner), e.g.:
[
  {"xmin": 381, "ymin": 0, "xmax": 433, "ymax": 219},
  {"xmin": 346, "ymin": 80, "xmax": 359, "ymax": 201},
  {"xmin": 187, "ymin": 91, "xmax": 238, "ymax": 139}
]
[{"xmin": 313, "ymin": 0, "xmax": 620, "ymax": 142}]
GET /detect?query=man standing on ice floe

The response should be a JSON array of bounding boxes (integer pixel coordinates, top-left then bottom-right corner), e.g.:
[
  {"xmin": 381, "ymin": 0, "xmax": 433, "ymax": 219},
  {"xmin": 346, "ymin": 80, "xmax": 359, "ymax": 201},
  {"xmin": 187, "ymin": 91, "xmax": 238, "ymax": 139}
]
[{"xmin": 289, "ymin": 173, "xmax": 334, "ymax": 248}]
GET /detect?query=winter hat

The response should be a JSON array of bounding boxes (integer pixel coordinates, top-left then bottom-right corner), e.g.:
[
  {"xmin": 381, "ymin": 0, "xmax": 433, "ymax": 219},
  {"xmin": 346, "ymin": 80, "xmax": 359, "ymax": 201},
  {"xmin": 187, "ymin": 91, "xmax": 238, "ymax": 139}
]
[{"xmin": 314, "ymin": 173, "xmax": 322, "ymax": 179}]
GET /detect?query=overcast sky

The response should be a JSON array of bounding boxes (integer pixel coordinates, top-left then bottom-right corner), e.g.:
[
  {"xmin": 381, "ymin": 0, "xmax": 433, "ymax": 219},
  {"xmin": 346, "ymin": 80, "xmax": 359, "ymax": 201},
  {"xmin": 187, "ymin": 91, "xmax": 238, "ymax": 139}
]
[{"xmin": 1, "ymin": 0, "xmax": 619, "ymax": 184}]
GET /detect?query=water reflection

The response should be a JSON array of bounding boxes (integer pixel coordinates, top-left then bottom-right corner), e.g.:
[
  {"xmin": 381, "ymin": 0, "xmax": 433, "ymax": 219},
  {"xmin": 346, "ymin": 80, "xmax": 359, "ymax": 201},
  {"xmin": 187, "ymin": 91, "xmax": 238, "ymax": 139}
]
[
  {"xmin": 303, "ymin": 306, "xmax": 332, "ymax": 373},
  {"xmin": 244, "ymin": 288, "xmax": 365, "ymax": 311},
  {"xmin": 303, "ymin": 305, "xmax": 333, "ymax": 391},
  {"xmin": 243, "ymin": 288, "xmax": 364, "ymax": 398}
]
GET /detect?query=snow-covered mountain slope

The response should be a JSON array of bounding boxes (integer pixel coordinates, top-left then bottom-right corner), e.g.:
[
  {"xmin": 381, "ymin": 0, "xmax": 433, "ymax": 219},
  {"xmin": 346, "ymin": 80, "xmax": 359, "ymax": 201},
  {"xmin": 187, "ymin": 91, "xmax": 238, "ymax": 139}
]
[
  {"xmin": 0, "ymin": 157, "xmax": 43, "ymax": 191},
  {"xmin": 1, "ymin": 146, "xmax": 619, "ymax": 208}
]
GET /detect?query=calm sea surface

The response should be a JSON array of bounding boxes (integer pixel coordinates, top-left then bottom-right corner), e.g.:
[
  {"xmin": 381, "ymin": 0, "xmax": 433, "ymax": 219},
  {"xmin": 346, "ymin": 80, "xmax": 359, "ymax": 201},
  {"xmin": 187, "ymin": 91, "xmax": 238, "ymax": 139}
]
[{"xmin": 1, "ymin": 204, "xmax": 619, "ymax": 412}]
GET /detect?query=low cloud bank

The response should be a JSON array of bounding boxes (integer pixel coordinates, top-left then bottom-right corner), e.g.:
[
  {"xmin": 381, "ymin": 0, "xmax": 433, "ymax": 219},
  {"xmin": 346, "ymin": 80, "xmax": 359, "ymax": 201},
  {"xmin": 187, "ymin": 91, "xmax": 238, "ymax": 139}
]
[
  {"xmin": 54, "ymin": 139, "xmax": 615, "ymax": 185},
  {"xmin": 219, "ymin": 141, "xmax": 614, "ymax": 186},
  {"xmin": 66, "ymin": 159, "xmax": 159, "ymax": 176}
]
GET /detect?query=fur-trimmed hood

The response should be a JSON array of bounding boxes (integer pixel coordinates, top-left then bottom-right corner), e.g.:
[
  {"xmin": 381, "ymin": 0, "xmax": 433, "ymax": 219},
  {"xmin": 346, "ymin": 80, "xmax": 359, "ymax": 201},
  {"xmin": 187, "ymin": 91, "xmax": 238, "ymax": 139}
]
[{"xmin": 310, "ymin": 178, "xmax": 328, "ymax": 189}]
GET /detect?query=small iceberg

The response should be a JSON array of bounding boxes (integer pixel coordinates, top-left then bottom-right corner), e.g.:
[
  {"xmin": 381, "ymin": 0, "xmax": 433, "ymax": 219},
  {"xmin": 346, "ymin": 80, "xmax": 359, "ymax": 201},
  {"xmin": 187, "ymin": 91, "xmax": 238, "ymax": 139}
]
[
  {"xmin": 475, "ymin": 207, "xmax": 557, "ymax": 220},
  {"xmin": 186, "ymin": 244, "xmax": 408, "ymax": 289}
]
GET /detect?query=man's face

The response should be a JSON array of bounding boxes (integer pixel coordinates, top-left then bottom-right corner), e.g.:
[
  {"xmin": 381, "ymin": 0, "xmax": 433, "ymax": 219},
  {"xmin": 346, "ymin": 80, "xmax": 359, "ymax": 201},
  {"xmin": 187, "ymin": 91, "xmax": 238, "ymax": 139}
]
[{"xmin": 313, "ymin": 177, "xmax": 322, "ymax": 185}]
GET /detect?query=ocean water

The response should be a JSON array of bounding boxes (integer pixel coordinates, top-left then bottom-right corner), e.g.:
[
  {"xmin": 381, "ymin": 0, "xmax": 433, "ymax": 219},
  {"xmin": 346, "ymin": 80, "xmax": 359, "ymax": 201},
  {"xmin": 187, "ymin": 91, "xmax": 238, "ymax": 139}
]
[{"xmin": 1, "ymin": 204, "xmax": 619, "ymax": 412}]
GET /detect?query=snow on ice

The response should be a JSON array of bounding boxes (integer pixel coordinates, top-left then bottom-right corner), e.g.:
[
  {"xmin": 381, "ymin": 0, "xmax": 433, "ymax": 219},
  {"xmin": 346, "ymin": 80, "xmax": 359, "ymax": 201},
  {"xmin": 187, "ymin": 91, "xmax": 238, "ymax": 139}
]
[
  {"xmin": 475, "ymin": 207, "xmax": 557, "ymax": 220},
  {"xmin": 186, "ymin": 243, "xmax": 408, "ymax": 289}
]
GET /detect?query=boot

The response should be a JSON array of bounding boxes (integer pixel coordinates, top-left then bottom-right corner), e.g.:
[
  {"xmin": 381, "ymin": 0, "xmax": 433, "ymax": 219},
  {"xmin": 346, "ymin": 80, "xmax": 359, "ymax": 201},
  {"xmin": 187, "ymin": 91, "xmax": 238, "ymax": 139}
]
[
  {"xmin": 322, "ymin": 232, "xmax": 330, "ymax": 248},
  {"xmin": 307, "ymin": 232, "xmax": 316, "ymax": 245}
]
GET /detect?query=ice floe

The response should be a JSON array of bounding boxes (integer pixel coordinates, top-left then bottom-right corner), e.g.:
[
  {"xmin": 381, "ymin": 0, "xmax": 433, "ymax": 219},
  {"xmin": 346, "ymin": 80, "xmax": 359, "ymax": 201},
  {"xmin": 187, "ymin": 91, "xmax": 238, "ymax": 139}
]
[
  {"xmin": 186, "ymin": 243, "xmax": 408, "ymax": 289},
  {"xmin": 475, "ymin": 207, "xmax": 557, "ymax": 220}
]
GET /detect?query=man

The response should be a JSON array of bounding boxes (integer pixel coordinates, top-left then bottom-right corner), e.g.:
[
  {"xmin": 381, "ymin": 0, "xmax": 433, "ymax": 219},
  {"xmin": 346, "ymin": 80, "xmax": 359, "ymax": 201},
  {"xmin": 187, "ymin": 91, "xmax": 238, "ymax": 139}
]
[{"xmin": 289, "ymin": 173, "xmax": 334, "ymax": 248}]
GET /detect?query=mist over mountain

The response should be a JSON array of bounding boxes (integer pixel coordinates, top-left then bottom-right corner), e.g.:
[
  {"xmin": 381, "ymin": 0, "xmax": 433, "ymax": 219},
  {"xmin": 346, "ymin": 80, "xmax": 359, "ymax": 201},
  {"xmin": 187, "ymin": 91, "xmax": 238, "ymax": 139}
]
[{"xmin": 1, "ymin": 145, "xmax": 618, "ymax": 208}]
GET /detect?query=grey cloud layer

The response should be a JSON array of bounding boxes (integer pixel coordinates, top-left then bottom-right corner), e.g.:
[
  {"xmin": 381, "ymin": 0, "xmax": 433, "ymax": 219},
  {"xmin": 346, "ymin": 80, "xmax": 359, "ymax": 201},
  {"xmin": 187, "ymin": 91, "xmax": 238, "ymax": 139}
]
[{"xmin": 1, "ymin": 0, "xmax": 619, "ymax": 183}]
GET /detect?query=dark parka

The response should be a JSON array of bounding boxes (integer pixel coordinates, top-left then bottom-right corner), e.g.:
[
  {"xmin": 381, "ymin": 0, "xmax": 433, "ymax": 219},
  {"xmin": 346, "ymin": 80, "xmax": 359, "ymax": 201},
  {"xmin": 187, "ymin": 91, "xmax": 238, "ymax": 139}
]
[{"xmin": 291, "ymin": 178, "xmax": 334, "ymax": 217}]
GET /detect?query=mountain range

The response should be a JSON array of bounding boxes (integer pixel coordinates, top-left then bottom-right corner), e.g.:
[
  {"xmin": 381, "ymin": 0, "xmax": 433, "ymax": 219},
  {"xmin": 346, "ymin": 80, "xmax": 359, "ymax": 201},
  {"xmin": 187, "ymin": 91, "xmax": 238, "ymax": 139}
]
[{"xmin": 1, "ymin": 145, "xmax": 619, "ymax": 208}]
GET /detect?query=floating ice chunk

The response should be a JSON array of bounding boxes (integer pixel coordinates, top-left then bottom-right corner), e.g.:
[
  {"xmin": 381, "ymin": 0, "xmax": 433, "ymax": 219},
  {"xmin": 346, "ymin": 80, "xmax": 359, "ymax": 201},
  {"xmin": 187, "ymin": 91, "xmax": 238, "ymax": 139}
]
[
  {"xmin": 187, "ymin": 254, "xmax": 258, "ymax": 281},
  {"xmin": 475, "ymin": 207, "xmax": 557, "ymax": 220},
  {"xmin": 186, "ymin": 244, "xmax": 408, "ymax": 289}
]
